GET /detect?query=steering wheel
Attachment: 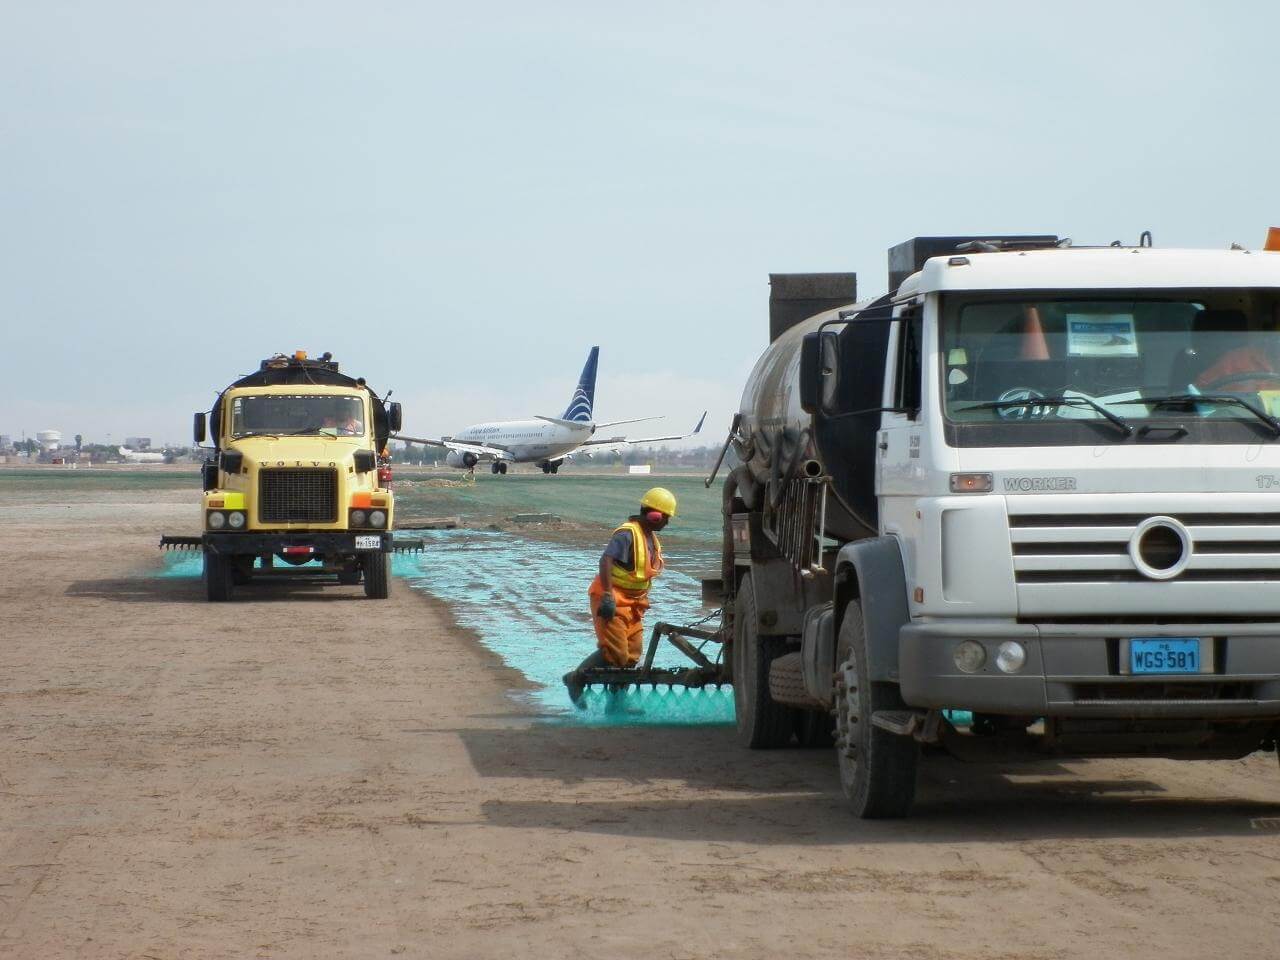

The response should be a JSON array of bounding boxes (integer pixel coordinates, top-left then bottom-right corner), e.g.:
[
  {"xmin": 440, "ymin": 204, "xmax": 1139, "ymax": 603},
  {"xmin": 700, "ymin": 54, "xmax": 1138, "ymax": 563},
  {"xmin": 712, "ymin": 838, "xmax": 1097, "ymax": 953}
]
[
  {"xmin": 1198, "ymin": 370, "xmax": 1280, "ymax": 393},
  {"xmin": 995, "ymin": 387, "xmax": 1050, "ymax": 420}
]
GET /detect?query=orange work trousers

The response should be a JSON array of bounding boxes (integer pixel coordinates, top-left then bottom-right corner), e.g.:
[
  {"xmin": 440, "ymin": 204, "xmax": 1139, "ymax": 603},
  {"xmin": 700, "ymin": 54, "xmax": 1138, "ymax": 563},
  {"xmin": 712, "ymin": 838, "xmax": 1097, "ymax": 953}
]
[{"xmin": 588, "ymin": 576, "xmax": 650, "ymax": 667}]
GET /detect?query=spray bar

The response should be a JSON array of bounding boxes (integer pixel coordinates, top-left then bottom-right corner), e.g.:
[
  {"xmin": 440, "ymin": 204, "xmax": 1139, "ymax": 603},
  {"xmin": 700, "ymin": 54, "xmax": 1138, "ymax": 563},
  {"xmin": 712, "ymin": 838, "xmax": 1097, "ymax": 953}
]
[{"xmin": 157, "ymin": 535, "xmax": 425, "ymax": 553}]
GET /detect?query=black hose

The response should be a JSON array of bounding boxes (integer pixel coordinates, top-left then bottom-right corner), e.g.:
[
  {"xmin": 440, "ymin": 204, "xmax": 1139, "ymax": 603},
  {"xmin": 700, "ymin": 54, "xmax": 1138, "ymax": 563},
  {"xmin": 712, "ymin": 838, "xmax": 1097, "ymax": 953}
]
[
  {"xmin": 721, "ymin": 469, "xmax": 740, "ymax": 595},
  {"xmin": 735, "ymin": 465, "xmax": 759, "ymax": 510}
]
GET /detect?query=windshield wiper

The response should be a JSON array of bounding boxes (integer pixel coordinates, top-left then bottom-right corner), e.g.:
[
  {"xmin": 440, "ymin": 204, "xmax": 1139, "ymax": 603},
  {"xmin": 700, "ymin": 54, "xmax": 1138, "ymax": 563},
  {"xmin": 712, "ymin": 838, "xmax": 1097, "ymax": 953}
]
[
  {"xmin": 1133, "ymin": 394, "xmax": 1280, "ymax": 438},
  {"xmin": 959, "ymin": 395, "xmax": 1134, "ymax": 437},
  {"xmin": 275, "ymin": 425, "xmax": 327, "ymax": 436}
]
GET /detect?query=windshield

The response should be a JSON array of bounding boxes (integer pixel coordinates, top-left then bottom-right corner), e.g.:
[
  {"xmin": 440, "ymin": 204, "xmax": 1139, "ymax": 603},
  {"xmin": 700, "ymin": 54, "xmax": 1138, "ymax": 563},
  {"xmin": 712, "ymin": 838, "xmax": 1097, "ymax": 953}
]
[
  {"xmin": 941, "ymin": 291, "xmax": 1280, "ymax": 443},
  {"xmin": 230, "ymin": 394, "xmax": 366, "ymax": 438}
]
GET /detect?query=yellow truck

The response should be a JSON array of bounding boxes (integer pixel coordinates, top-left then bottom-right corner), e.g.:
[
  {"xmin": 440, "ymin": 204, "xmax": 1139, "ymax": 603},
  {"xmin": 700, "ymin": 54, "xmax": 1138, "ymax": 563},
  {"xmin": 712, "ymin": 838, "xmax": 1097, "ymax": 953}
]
[{"xmin": 163, "ymin": 351, "xmax": 416, "ymax": 601}]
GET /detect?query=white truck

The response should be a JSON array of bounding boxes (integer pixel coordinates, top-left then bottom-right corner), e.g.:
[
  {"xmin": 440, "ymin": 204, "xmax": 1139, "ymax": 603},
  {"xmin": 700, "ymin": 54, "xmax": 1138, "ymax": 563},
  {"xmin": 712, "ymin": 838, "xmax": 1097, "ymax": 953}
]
[{"xmin": 721, "ymin": 233, "xmax": 1280, "ymax": 817}]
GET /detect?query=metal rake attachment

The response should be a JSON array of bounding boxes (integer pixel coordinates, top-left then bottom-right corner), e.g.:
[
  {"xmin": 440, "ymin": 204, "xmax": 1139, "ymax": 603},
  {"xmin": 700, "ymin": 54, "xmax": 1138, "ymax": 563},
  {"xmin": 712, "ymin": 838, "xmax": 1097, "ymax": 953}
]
[{"xmin": 568, "ymin": 621, "xmax": 728, "ymax": 694}]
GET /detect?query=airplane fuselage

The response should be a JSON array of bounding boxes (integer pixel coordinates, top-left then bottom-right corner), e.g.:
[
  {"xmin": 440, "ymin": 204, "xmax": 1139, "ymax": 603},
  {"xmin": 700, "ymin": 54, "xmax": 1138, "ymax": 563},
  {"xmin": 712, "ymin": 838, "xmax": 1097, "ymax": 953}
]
[{"xmin": 449, "ymin": 418, "xmax": 591, "ymax": 466}]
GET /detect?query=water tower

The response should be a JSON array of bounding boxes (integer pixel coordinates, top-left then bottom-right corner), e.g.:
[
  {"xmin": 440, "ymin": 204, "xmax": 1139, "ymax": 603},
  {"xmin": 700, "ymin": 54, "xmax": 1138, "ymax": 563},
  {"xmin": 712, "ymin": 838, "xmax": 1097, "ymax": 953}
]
[{"xmin": 36, "ymin": 429, "xmax": 62, "ymax": 452}]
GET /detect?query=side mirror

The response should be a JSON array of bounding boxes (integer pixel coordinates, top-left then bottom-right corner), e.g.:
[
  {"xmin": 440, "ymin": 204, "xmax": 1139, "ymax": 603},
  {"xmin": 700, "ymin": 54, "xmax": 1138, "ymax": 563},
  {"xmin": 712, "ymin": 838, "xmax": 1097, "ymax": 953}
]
[
  {"xmin": 193, "ymin": 412, "xmax": 207, "ymax": 445},
  {"xmin": 799, "ymin": 331, "xmax": 841, "ymax": 414},
  {"xmin": 387, "ymin": 401, "xmax": 402, "ymax": 433}
]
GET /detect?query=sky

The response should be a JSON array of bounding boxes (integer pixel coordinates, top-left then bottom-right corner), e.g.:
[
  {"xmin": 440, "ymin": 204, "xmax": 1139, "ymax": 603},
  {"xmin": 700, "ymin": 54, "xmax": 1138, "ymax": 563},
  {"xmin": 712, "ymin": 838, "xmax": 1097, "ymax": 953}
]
[{"xmin": 2, "ymin": 1, "xmax": 1278, "ymax": 447}]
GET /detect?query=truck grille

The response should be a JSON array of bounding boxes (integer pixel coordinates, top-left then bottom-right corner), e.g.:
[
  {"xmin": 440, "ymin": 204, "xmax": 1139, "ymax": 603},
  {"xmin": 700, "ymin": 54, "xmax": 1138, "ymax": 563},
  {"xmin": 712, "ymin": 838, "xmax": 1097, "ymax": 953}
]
[
  {"xmin": 258, "ymin": 468, "xmax": 338, "ymax": 523},
  {"xmin": 1009, "ymin": 512, "xmax": 1280, "ymax": 584},
  {"xmin": 1009, "ymin": 507, "xmax": 1280, "ymax": 618}
]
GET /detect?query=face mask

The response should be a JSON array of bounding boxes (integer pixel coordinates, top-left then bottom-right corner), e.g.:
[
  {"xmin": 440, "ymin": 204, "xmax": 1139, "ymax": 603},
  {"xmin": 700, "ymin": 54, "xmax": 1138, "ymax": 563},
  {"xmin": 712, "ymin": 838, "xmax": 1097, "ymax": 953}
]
[{"xmin": 644, "ymin": 510, "xmax": 665, "ymax": 525}]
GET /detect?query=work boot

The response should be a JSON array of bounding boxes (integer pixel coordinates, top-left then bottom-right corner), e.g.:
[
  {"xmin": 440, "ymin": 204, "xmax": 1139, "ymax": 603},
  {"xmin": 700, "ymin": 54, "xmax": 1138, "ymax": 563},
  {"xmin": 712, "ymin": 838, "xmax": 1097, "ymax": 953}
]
[{"xmin": 563, "ymin": 670, "xmax": 588, "ymax": 708}]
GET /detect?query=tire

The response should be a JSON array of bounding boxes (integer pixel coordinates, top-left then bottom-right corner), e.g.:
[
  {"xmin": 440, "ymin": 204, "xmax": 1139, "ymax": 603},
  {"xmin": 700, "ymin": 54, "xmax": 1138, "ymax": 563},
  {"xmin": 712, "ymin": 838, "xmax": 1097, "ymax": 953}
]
[
  {"xmin": 203, "ymin": 548, "xmax": 233, "ymax": 602},
  {"xmin": 767, "ymin": 651, "xmax": 811, "ymax": 705},
  {"xmin": 834, "ymin": 602, "xmax": 917, "ymax": 818},
  {"xmin": 363, "ymin": 551, "xmax": 390, "ymax": 599},
  {"xmin": 731, "ymin": 575, "xmax": 794, "ymax": 749}
]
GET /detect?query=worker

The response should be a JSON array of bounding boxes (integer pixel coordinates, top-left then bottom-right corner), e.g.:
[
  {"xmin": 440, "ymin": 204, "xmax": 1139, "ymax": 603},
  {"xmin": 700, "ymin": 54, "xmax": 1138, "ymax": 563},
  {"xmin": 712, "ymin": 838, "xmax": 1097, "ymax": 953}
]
[
  {"xmin": 323, "ymin": 405, "xmax": 364, "ymax": 435},
  {"xmin": 563, "ymin": 487, "xmax": 677, "ymax": 704},
  {"xmin": 1192, "ymin": 305, "xmax": 1280, "ymax": 394}
]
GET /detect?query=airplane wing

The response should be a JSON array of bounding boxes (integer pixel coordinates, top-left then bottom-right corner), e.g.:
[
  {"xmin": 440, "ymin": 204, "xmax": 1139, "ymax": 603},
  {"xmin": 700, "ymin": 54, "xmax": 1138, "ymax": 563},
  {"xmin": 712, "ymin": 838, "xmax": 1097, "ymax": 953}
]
[
  {"xmin": 579, "ymin": 411, "xmax": 706, "ymax": 453},
  {"xmin": 533, "ymin": 415, "xmax": 585, "ymax": 429},
  {"xmin": 535, "ymin": 414, "xmax": 659, "ymax": 431},
  {"xmin": 592, "ymin": 416, "xmax": 659, "ymax": 430},
  {"xmin": 393, "ymin": 434, "xmax": 513, "ymax": 461}
]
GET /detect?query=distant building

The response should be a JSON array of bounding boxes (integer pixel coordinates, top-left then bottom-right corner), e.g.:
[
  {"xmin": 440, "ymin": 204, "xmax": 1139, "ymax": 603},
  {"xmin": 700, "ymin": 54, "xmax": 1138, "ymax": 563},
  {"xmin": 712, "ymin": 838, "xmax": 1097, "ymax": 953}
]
[
  {"xmin": 124, "ymin": 436, "xmax": 152, "ymax": 451},
  {"xmin": 36, "ymin": 429, "xmax": 62, "ymax": 452},
  {"xmin": 0, "ymin": 435, "xmax": 11, "ymax": 452}
]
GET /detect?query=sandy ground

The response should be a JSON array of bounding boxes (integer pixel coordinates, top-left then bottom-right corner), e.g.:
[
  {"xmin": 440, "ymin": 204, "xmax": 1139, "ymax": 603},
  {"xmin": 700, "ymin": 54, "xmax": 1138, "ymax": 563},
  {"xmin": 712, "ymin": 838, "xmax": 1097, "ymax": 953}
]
[{"xmin": 3, "ymin": 489, "xmax": 1280, "ymax": 960}]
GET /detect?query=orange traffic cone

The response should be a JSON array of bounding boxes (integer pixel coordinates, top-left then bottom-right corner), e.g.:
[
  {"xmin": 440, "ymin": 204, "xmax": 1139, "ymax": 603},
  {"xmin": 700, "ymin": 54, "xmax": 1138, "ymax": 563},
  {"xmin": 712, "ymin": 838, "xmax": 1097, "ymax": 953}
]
[
  {"xmin": 1265, "ymin": 227, "xmax": 1280, "ymax": 252},
  {"xmin": 1021, "ymin": 306, "xmax": 1051, "ymax": 360}
]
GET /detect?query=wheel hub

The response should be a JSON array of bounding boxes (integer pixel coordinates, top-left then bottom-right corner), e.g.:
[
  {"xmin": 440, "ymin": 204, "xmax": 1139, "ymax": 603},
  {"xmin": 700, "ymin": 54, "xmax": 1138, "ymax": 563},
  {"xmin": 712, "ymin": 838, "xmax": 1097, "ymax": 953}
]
[{"xmin": 834, "ymin": 657, "xmax": 861, "ymax": 759}]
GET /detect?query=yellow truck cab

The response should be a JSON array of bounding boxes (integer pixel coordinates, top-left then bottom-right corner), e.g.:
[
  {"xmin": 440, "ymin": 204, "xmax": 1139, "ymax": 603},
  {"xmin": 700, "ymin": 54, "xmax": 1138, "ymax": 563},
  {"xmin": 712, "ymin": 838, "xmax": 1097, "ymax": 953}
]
[{"xmin": 180, "ymin": 351, "xmax": 406, "ymax": 601}]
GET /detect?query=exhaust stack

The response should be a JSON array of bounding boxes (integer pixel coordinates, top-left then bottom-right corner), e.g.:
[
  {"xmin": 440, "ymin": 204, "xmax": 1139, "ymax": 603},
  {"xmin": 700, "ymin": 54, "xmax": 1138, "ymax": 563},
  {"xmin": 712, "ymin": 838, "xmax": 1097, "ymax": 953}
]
[{"xmin": 768, "ymin": 273, "xmax": 857, "ymax": 343}]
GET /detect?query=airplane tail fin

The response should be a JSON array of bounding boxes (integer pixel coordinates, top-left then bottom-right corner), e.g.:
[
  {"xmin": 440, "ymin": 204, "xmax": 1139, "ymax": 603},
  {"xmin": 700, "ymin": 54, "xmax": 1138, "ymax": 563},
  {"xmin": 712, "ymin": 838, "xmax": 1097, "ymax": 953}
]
[{"xmin": 561, "ymin": 346, "xmax": 599, "ymax": 423}]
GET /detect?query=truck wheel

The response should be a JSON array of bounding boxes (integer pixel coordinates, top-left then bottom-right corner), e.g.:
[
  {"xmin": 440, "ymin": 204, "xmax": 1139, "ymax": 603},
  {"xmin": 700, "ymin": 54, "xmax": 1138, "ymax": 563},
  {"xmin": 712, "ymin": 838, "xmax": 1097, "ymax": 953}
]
[
  {"xmin": 363, "ymin": 552, "xmax": 390, "ymax": 599},
  {"xmin": 203, "ymin": 549, "xmax": 234, "ymax": 602},
  {"xmin": 834, "ymin": 602, "xmax": 917, "ymax": 818},
  {"xmin": 731, "ymin": 575, "xmax": 793, "ymax": 749}
]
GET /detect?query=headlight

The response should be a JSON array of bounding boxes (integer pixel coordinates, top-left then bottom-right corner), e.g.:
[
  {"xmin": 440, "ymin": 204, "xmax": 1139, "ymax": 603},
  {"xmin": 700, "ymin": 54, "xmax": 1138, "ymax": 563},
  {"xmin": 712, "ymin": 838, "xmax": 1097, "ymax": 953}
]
[
  {"xmin": 350, "ymin": 509, "xmax": 367, "ymax": 527},
  {"xmin": 368, "ymin": 510, "xmax": 386, "ymax": 528},
  {"xmin": 207, "ymin": 510, "xmax": 226, "ymax": 530},
  {"xmin": 995, "ymin": 641, "xmax": 1027, "ymax": 674},
  {"xmin": 953, "ymin": 640, "xmax": 986, "ymax": 674},
  {"xmin": 227, "ymin": 511, "xmax": 246, "ymax": 530}
]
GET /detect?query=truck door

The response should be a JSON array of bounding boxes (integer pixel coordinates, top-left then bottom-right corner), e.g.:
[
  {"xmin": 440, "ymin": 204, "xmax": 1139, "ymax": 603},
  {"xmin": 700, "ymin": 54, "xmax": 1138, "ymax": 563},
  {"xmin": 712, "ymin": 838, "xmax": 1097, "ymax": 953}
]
[{"xmin": 877, "ymin": 304, "xmax": 924, "ymax": 510}]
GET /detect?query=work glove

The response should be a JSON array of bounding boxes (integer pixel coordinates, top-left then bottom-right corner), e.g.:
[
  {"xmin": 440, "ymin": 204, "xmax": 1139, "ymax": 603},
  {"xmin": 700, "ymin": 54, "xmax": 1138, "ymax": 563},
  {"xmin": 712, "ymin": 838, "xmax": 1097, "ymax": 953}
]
[{"xmin": 597, "ymin": 594, "xmax": 617, "ymax": 621}]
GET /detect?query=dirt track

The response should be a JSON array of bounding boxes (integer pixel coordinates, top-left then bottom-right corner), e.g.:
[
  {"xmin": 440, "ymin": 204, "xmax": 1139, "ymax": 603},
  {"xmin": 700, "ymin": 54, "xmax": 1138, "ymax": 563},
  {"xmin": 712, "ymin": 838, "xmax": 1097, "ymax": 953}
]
[{"xmin": 4, "ymin": 490, "xmax": 1280, "ymax": 959}]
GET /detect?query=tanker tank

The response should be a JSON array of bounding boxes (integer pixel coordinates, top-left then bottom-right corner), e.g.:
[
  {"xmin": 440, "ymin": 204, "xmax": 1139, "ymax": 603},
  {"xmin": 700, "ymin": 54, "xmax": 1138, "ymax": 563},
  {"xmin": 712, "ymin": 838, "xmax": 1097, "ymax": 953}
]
[{"xmin": 732, "ymin": 287, "xmax": 887, "ymax": 545}]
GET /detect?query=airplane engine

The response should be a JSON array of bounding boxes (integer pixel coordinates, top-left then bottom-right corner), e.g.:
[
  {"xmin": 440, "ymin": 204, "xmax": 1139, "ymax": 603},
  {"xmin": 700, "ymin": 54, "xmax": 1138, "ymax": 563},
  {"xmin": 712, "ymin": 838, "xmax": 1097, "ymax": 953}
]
[{"xmin": 445, "ymin": 450, "xmax": 478, "ymax": 469}]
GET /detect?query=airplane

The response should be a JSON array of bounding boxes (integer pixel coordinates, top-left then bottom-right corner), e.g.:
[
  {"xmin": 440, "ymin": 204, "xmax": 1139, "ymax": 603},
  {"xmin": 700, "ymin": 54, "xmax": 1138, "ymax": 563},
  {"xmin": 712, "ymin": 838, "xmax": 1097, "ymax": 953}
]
[
  {"xmin": 118, "ymin": 446, "xmax": 167, "ymax": 464},
  {"xmin": 395, "ymin": 347, "xmax": 706, "ymax": 475}
]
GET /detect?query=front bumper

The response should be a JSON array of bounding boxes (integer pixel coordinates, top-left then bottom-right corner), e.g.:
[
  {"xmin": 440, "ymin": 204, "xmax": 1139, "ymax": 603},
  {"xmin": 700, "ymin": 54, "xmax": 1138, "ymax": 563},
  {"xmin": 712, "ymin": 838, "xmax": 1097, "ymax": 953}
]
[
  {"xmin": 203, "ymin": 531, "xmax": 391, "ymax": 556},
  {"xmin": 899, "ymin": 620, "xmax": 1280, "ymax": 718}
]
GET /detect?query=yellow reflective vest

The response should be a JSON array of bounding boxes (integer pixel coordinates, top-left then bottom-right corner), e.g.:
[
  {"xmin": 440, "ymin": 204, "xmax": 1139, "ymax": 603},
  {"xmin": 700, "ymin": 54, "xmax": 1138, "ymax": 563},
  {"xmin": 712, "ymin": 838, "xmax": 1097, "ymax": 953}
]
[{"xmin": 608, "ymin": 520, "xmax": 664, "ymax": 591}]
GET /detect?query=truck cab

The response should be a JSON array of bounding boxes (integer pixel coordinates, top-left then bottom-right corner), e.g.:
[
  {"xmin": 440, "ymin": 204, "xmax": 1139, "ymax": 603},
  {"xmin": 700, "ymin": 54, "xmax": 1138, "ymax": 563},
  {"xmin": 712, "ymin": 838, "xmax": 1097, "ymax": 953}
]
[
  {"xmin": 727, "ymin": 236, "xmax": 1280, "ymax": 817},
  {"xmin": 189, "ymin": 351, "xmax": 403, "ymax": 601}
]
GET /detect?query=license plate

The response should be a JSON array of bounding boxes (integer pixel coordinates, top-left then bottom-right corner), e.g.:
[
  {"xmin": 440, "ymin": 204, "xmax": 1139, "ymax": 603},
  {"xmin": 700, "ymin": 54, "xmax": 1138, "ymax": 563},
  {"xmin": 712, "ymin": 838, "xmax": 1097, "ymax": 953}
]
[
  {"xmin": 355, "ymin": 535, "xmax": 382, "ymax": 550},
  {"xmin": 1127, "ymin": 637, "xmax": 1202, "ymax": 675}
]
